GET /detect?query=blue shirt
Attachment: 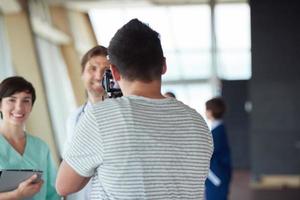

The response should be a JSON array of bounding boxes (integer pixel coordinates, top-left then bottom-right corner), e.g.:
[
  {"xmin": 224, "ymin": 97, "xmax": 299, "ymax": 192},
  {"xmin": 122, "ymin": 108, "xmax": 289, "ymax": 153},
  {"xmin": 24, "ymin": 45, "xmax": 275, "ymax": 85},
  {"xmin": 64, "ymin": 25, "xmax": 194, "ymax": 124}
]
[{"xmin": 205, "ymin": 123, "xmax": 232, "ymax": 200}]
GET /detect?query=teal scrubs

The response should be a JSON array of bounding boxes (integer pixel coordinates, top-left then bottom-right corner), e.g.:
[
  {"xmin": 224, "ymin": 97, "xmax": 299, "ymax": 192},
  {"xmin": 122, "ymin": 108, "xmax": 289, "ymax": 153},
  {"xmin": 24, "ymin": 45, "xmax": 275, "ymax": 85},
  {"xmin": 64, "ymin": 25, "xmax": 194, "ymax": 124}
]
[{"xmin": 0, "ymin": 133, "xmax": 60, "ymax": 200}]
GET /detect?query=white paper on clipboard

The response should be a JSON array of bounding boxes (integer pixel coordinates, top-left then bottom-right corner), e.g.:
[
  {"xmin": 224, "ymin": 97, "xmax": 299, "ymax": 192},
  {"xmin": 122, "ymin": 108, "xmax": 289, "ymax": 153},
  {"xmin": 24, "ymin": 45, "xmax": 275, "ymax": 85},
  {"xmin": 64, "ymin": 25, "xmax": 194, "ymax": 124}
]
[{"xmin": 0, "ymin": 169, "xmax": 43, "ymax": 192}]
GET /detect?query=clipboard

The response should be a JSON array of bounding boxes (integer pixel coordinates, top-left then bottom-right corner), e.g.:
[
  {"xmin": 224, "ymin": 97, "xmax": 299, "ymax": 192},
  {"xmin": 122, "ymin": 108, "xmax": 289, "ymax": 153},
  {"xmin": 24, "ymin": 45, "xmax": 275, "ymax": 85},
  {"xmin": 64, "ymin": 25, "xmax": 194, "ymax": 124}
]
[{"xmin": 0, "ymin": 169, "xmax": 43, "ymax": 192}]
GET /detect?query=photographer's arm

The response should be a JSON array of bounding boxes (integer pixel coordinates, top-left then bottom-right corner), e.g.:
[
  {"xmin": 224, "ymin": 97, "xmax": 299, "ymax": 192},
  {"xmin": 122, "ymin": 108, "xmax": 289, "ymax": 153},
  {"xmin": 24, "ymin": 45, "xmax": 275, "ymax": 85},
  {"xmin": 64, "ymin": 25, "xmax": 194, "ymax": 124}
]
[{"xmin": 56, "ymin": 161, "xmax": 91, "ymax": 197}]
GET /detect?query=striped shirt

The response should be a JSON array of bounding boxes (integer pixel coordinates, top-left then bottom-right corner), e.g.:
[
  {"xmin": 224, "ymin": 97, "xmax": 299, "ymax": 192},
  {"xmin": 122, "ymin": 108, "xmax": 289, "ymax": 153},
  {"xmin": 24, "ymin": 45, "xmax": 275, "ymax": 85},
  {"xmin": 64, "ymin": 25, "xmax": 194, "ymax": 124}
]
[
  {"xmin": 64, "ymin": 95, "xmax": 213, "ymax": 200},
  {"xmin": 64, "ymin": 101, "xmax": 94, "ymax": 200}
]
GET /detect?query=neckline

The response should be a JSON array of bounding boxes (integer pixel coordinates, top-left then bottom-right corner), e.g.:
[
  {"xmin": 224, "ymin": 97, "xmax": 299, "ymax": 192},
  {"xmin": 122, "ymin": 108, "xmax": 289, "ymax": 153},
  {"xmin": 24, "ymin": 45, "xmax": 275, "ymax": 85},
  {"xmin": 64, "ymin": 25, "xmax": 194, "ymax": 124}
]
[
  {"xmin": 126, "ymin": 95, "xmax": 174, "ymax": 102},
  {"xmin": 0, "ymin": 133, "xmax": 28, "ymax": 158}
]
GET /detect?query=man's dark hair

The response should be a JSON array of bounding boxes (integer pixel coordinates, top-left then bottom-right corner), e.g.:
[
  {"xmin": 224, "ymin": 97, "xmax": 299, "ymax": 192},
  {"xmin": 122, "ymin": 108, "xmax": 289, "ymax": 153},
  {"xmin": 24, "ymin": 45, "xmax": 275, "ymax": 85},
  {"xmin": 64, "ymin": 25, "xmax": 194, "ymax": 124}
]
[
  {"xmin": 108, "ymin": 18, "xmax": 164, "ymax": 82},
  {"xmin": 0, "ymin": 76, "xmax": 36, "ymax": 118},
  {"xmin": 81, "ymin": 45, "xmax": 108, "ymax": 73},
  {"xmin": 205, "ymin": 97, "xmax": 226, "ymax": 119}
]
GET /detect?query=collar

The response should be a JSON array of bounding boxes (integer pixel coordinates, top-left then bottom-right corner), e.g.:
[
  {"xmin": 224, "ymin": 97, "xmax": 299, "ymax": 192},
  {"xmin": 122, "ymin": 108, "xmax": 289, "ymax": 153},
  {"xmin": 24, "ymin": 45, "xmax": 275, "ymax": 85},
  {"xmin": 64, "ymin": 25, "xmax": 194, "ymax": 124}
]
[{"xmin": 210, "ymin": 119, "xmax": 223, "ymax": 130}]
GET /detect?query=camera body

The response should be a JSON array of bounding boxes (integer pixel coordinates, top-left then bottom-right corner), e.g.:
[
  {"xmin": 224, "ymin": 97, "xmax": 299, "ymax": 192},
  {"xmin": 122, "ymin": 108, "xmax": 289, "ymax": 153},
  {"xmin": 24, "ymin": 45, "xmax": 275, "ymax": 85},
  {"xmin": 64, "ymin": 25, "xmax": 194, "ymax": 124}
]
[{"xmin": 102, "ymin": 69, "xmax": 123, "ymax": 98}]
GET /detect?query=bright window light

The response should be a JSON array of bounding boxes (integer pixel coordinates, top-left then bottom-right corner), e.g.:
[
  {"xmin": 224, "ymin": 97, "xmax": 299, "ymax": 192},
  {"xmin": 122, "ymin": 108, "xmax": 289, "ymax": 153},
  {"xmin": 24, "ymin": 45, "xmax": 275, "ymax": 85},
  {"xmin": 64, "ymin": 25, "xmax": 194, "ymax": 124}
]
[
  {"xmin": 215, "ymin": 3, "xmax": 251, "ymax": 80},
  {"xmin": 89, "ymin": 2, "xmax": 251, "ymax": 111},
  {"xmin": 162, "ymin": 83, "xmax": 213, "ymax": 116},
  {"xmin": 89, "ymin": 5, "xmax": 211, "ymax": 81}
]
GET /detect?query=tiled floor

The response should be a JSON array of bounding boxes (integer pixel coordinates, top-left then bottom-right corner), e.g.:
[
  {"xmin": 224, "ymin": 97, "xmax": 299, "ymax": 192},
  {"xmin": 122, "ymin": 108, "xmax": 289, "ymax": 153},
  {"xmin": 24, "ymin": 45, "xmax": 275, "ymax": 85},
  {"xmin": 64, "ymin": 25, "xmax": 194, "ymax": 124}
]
[
  {"xmin": 229, "ymin": 170, "xmax": 253, "ymax": 200},
  {"xmin": 229, "ymin": 170, "xmax": 300, "ymax": 200}
]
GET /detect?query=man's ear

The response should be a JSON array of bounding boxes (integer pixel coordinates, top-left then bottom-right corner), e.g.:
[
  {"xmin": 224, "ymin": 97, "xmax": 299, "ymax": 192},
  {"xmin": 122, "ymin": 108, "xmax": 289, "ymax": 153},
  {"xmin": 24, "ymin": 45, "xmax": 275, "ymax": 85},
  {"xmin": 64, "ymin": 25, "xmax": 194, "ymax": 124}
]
[
  {"xmin": 110, "ymin": 64, "xmax": 121, "ymax": 81},
  {"xmin": 162, "ymin": 57, "xmax": 167, "ymax": 75}
]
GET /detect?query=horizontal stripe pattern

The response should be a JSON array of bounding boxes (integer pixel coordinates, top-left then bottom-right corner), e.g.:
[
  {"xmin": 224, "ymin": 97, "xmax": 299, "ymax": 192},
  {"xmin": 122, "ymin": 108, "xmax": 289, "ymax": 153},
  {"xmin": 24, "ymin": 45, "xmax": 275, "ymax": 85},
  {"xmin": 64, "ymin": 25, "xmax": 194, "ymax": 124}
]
[{"xmin": 64, "ymin": 96, "xmax": 213, "ymax": 200}]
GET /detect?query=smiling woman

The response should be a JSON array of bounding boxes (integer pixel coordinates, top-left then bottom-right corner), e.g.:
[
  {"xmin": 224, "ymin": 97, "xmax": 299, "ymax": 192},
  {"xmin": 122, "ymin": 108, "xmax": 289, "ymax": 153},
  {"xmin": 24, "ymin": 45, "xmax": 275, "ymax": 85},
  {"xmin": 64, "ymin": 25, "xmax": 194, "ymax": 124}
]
[
  {"xmin": 0, "ymin": 88, "xmax": 33, "ymax": 127},
  {"xmin": 0, "ymin": 76, "xmax": 60, "ymax": 200}
]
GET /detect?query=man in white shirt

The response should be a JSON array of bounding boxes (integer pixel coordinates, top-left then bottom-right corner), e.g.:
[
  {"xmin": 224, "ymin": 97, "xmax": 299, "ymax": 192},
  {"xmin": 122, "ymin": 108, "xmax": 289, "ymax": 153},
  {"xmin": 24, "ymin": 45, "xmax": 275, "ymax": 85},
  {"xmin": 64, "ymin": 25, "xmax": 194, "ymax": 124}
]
[{"xmin": 64, "ymin": 45, "xmax": 109, "ymax": 200}]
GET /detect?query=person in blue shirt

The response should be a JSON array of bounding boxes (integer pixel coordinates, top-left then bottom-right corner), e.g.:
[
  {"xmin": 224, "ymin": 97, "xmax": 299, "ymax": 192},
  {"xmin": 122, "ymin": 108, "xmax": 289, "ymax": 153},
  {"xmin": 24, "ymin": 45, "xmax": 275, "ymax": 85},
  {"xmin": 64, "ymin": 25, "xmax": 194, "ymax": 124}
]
[
  {"xmin": 205, "ymin": 97, "xmax": 232, "ymax": 200},
  {"xmin": 0, "ymin": 76, "xmax": 60, "ymax": 200}
]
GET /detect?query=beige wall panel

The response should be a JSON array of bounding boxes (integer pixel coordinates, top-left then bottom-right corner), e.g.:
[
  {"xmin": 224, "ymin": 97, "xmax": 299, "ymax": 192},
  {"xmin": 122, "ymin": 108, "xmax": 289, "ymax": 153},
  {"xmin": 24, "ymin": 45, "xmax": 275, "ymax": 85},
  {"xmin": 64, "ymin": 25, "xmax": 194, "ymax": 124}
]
[
  {"xmin": 50, "ymin": 6, "xmax": 86, "ymax": 106},
  {"xmin": 4, "ymin": 11, "xmax": 59, "ymax": 164},
  {"xmin": 68, "ymin": 10, "xmax": 97, "ymax": 57},
  {"xmin": 60, "ymin": 45, "xmax": 86, "ymax": 105}
]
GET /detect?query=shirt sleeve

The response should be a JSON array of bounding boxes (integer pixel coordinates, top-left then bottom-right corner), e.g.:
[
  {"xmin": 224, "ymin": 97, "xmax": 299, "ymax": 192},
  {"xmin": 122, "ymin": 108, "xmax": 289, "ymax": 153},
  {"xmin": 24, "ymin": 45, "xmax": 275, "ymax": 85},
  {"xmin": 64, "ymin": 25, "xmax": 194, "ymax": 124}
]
[{"xmin": 63, "ymin": 106, "xmax": 104, "ymax": 177}]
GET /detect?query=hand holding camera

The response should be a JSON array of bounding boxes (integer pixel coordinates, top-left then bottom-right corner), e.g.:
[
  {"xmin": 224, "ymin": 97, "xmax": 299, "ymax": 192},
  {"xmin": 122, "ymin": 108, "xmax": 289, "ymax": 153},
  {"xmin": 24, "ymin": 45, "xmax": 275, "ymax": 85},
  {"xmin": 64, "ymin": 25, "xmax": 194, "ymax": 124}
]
[{"xmin": 102, "ymin": 69, "xmax": 123, "ymax": 98}]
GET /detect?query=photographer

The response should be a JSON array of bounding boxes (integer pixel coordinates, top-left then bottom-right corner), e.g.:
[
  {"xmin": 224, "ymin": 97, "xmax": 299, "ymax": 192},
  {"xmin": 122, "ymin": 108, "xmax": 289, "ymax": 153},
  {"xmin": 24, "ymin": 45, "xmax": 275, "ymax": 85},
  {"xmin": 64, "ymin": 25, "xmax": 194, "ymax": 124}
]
[{"xmin": 57, "ymin": 19, "xmax": 213, "ymax": 200}]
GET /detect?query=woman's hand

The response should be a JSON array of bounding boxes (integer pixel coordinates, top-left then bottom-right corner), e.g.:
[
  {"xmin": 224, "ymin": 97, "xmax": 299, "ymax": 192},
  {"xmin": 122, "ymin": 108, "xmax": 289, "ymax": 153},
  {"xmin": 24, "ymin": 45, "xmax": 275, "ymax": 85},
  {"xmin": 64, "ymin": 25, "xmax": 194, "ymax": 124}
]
[{"xmin": 15, "ymin": 174, "xmax": 44, "ymax": 199}]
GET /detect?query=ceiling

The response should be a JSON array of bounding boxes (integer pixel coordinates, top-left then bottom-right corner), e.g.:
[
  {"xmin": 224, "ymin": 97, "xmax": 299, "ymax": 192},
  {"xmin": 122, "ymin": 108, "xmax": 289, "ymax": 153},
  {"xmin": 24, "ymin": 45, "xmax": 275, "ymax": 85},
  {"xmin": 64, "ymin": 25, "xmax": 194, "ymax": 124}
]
[
  {"xmin": 0, "ymin": 0, "xmax": 247, "ymax": 14},
  {"xmin": 46, "ymin": 0, "xmax": 247, "ymax": 12}
]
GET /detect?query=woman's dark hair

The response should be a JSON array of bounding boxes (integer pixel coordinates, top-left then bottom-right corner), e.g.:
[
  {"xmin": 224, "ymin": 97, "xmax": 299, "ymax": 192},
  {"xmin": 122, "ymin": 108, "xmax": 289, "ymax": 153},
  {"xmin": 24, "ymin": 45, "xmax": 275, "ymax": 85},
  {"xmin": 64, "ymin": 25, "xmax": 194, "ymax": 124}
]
[
  {"xmin": 0, "ymin": 76, "xmax": 36, "ymax": 105},
  {"xmin": 81, "ymin": 45, "xmax": 108, "ymax": 73},
  {"xmin": 205, "ymin": 97, "xmax": 226, "ymax": 119}
]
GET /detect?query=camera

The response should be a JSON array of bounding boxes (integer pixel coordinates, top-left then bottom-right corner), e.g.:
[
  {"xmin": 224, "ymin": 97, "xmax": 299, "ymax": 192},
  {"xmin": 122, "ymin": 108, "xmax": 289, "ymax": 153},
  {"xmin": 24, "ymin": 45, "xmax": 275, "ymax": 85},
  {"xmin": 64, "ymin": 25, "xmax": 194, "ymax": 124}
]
[{"xmin": 102, "ymin": 69, "xmax": 123, "ymax": 98}]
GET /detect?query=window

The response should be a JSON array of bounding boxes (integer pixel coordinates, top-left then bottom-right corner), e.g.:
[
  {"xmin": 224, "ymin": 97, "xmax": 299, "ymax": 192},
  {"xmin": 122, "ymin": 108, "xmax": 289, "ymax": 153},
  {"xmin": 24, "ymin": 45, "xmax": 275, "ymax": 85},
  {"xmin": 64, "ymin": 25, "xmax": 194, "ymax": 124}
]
[
  {"xmin": 35, "ymin": 36, "xmax": 76, "ymax": 154},
  {"xmin": 29, "ymin": 0, "xmax": 77, "ymax": 154},
  {"xmin": 215, "ymin": 3, "xmax": 251, "ymax": 80},
  {"xmin": 0, "ymin": 14, "xmax": 14, "ymax": 80},
  {"xmin": 89, "ymin": 2, "xmax": 251, "ymax": 114},
  {"xmin": 162, "ymin": 83, "xmax": 213, "ymax": 116}
]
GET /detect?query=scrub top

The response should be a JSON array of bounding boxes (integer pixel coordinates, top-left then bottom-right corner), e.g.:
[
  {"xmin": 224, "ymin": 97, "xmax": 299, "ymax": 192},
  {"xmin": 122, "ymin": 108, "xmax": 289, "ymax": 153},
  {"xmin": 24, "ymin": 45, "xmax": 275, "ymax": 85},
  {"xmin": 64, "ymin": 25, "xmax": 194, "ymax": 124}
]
[{"xmin": 0, "ymin": 133, "xmax": 60, "ymax": 200}]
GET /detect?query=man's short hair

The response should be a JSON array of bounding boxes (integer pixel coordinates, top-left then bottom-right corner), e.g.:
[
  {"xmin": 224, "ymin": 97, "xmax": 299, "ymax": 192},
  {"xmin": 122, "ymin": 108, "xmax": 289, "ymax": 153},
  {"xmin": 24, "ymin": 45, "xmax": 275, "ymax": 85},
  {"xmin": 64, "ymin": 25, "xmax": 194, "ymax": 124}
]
[
  {"xmin": 205, "ymin": 97, "xmax": 226, "ymax": 119},
  {"xmin": 81, "ymin": 45, "xmax": 108, "ymax": 73},
  {"xmin": 108, "ymin": 18, "xmax": 164, "ymax": 82}
]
